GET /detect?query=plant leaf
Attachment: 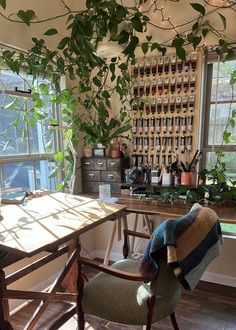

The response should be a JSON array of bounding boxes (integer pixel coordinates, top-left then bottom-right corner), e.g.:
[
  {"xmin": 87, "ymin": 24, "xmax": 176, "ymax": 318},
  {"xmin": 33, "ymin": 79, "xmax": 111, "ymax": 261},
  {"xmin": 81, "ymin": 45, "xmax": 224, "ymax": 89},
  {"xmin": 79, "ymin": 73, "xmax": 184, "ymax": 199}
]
[
  {"xmin": 131, "ymin": 15, "xmax": 143, "ymax": 32},
  {"xmin": 175, "ymin": 46, "xmax": 186, "ymax": 60},
  {"xmin": 0, "ymin": 0, "xmax": 6, "ymax": 9},
  {"xmin": 57, "ymin": 37, "xmax": 70, "ymax": 50},
  {"xmin": 17, "ymin": 10, "xmax": 36, "ymax": 26},
  {"xmin": 190, "ymin": 3, "xmax": 205, "ymax": 16},
  {"xmin": 53, "ymin": 151, "xmax": 64, "ymax": 163},
  {"xmin": 123, "ymin": 36, "xmax": 139, "ymax": 55},
  {"xmin": 44, "ymin": 28, "xmax": 58, "ymax": 36},
  {"xmin": 141, "ymin": 42, "xmax": 149, "ymax": 54},
  {"xmin": 218, "ymin": 13, "xmax": 226, "ymax": 30}
]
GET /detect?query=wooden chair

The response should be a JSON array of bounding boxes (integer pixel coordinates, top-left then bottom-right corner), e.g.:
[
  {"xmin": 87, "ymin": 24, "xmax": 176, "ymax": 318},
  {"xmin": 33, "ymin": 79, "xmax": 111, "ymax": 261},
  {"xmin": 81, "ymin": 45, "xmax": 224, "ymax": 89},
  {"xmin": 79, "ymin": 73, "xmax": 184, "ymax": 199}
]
[{"xmin": 77, "ymin": 229, "xmax": 180, "ymax": 330}]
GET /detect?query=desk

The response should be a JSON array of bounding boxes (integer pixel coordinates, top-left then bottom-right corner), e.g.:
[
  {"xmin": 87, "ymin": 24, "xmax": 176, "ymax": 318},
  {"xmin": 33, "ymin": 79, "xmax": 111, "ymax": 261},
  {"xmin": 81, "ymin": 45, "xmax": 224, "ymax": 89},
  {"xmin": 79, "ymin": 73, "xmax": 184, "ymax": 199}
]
[
  {"xmin": 117, "ymin": 196, "xmax": 236, "ymax": 224},
  {"xmin": 0, "ymin": 191, "xmax": 125, "ymax": 329},
  {"xmin": 86, "ymin": 195, "xmax": 235, "ymax": 265}
]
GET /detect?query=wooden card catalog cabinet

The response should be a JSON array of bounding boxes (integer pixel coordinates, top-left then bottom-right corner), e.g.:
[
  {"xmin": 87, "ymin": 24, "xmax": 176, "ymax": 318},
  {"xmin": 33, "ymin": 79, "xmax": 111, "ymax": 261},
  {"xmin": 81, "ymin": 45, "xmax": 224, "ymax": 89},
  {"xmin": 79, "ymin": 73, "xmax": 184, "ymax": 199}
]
[{"xmin": 130, "ymin": 51, "xmax": 202, "ymax": 169}]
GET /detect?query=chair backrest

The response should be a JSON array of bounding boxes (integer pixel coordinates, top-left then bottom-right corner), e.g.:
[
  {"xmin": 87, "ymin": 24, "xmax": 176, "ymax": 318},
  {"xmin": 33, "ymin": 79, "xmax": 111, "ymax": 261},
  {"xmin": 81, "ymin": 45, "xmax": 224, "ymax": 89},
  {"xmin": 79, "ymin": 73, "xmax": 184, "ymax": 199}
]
[{"xmin": 140, "ymin": 205, "xmax": 223, "ymax": 290}]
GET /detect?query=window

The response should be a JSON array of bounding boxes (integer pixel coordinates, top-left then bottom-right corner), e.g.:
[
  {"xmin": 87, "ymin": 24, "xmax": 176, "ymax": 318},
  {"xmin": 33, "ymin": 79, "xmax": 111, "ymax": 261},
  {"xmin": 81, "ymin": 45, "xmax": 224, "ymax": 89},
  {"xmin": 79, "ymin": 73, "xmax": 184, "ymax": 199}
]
[
  {"xmin": 203, "ymin": 57, "xmax": 236, "ymax": 236},
  {"xmin": 203, "ymin": 58, "xmax": 236, "ymax": 182},
  {"xmin": 0, "ymin": 69, "xmax": 61, "ymax": 192}
]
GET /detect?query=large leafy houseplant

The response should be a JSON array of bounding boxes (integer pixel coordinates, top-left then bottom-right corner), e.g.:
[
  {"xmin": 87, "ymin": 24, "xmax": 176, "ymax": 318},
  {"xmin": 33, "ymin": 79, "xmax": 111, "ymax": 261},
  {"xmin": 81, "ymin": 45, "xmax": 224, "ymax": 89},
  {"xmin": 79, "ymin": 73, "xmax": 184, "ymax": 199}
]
[{"xmin": 0, "ymin": 0, "xmax": 235, "ymax": 189}]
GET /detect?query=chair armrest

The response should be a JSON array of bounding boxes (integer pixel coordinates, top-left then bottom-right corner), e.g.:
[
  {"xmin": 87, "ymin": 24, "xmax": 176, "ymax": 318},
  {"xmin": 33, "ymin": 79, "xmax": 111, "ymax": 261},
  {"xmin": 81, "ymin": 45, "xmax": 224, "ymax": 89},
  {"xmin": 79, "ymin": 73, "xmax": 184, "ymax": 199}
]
[{"xmin": 78, "ymin": 256, "xmax": 143, "ymax": 281}]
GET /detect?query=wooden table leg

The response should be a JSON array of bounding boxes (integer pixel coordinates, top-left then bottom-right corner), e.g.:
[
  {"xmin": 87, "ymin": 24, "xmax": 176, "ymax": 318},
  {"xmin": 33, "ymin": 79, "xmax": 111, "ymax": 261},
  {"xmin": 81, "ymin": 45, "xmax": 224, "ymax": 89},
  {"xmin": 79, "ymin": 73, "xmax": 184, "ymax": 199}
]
[
  {"xmin": 103, "ymin": 220, "xmax": 117, "ymax": 266},
  {"xmin": 76, "ymin": 238, "xmax": 85, "ymax": 330},
  {"xmin": 0, "ymin": 270, "xmax": 13, "ymax": 330},
  {"xmin": 130, "ymin": 213, "xmax": 139, "ymax": 253}
]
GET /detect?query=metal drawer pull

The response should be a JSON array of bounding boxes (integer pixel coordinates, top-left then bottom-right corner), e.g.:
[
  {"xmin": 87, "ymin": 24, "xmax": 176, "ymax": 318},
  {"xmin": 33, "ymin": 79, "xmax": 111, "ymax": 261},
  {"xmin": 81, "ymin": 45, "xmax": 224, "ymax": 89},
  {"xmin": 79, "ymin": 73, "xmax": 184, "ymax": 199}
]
[
  {"xmin": 107, "ymin": 174, "xmax": 114, "ymax": 178},
  {"xmin": 97, "ymin": 162, "xmax": 104, "ymax": 166},
  {"xmin": 110, "ymin": 162, "xmax": 115, "ymax": 166},
  {"xmin": 88, "ymin": 174, "xmax": 95, "ymax": 177},
  {"xmin": 85, "ymin": 162, "xmax": 91, "ymax": 165}
]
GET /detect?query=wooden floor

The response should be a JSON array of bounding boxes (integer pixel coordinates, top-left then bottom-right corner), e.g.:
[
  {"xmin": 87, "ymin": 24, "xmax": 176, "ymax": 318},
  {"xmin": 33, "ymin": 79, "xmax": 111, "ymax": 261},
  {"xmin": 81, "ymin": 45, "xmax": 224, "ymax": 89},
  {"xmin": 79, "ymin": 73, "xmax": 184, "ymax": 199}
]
[{"xmin": 10, "ymin": 268, "xmax": 236, "ymax": 330}]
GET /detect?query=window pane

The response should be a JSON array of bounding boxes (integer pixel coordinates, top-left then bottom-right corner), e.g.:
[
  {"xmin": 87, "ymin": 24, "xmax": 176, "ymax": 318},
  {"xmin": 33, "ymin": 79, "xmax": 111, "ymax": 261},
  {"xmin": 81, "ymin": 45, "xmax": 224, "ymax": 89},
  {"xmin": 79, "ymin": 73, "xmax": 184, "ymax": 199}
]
[
  {"xmin": 35, "ymin": 160, "xmax": 58, "ymax": 190},
  {"xmin": 208, "ymin": 103, "xmax": 236, "ymax": 145},
  {"xmin": 0, "ymin": 70, "xmax": 25, "ymax": 90},
  {"xmin": 206, "ymin": 152, "xmax": 236, "ymax": 182},
  {"xmin": 211, "ymin": 60, "xmax": 236, "ymax": 102},
  {"xmin": 2, "ymin": 160, "xmax": 58, "ymax": 191},
  {"xmin": 3, "ymin": 162, "xmax": 34, "ymax": 190},
  {"xmin": 0, "ymin": 102, "xmax": 28, "ymax": 155}
]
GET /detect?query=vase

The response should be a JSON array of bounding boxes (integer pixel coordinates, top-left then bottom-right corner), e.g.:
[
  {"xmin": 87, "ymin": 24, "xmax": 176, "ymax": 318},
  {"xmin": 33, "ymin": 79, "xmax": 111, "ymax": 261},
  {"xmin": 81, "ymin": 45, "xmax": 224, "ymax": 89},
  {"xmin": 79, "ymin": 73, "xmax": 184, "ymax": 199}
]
[{"xmin": 111, "ymin": 149, "xmax": 121, "ymax": 158}]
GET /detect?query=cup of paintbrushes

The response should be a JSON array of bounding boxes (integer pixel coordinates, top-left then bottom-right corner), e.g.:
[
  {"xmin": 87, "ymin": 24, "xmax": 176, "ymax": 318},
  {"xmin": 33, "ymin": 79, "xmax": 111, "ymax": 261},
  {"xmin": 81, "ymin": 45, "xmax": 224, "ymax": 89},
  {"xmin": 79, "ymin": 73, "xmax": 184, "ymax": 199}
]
[{"xmin": 180, "ymin": 171, "xmax": 196, "ymax": 186}]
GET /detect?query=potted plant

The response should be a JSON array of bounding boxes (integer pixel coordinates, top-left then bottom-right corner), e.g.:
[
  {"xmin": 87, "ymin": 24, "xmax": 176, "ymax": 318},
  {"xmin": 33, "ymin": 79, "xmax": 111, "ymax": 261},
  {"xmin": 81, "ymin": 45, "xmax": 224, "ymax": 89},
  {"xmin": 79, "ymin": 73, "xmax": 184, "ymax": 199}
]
[
  {"xmin": 110, "ymin": 138, "xmax": 127, "ymax": 158},
  {"xmin": 79, "ymin": 102, "xmax": 131, "ymax": 157},
  {"xmin": 83, "ymin": 135, "xmax": 95, "ymax": 158}
]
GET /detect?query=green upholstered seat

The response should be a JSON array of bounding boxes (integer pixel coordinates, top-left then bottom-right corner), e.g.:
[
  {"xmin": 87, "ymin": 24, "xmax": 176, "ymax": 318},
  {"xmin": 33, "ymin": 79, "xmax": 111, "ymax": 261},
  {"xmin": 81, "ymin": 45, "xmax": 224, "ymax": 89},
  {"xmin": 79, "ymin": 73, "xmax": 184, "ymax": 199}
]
[{"xmin": 82, "ymin": 258, "xmax": 181, "ymax": 325}]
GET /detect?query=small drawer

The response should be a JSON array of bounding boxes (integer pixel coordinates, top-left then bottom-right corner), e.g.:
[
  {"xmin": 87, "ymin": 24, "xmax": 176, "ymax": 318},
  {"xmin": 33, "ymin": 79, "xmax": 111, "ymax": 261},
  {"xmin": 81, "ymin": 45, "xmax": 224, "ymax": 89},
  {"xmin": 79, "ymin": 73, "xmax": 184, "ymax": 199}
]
[
  {"xmin": 101, "ymin": 171, "xmax": 121, "ymax": 183},
  {"xmin": 83, "ymin": 170, "xmax": 100, "ymax": 182},
  {"xmin": 81, "ymin": 158, "xmax": 94, "ymax": 169},
  {"xmin": 94, "ymin": 158, "xmax": 107, "ymax": 170},
  {"xmin": 106, "ymin": 158, "xmax": 121, "ymax": 171}
]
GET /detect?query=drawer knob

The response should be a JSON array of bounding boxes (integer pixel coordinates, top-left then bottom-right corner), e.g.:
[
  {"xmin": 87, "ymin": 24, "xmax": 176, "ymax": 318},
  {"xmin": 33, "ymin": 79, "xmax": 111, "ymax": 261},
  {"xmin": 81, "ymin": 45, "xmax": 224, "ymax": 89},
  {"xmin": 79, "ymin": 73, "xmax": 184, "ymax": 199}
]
[
  {"xmin": 107, "ymin": 174, "xmax": 114, "ymax": 178},
  {"xmin": 97, "ymin": 162, "xmax": 104, "ymax": 166},
  {"xmin": 88, "ymin": 173, "xmax": 95, "ymax": 177},
  {"xmin": 85, "ymin": 162, "xmax": 91, "ymax": 165},
  {"xmin": 110, "ymin": 162, "xmax": 115, "ymax": 166}
]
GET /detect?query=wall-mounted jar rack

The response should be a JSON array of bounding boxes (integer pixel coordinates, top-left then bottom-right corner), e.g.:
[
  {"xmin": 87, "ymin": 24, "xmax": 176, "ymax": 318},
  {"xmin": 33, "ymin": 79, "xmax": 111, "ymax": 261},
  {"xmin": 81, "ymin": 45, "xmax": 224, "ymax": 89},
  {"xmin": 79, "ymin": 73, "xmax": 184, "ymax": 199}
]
[{"xmin": 130, "ymin": 51, "xmax": 202, "ymax": 169}]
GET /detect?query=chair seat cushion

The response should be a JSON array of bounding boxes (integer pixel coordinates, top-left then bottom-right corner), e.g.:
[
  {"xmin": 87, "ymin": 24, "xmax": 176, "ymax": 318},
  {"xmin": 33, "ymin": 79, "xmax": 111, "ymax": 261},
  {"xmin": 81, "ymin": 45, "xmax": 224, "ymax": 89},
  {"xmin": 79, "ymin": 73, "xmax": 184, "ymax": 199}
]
[{"xmin": 82, "ymin": 258, "xmax": 181, "ymax": 325}]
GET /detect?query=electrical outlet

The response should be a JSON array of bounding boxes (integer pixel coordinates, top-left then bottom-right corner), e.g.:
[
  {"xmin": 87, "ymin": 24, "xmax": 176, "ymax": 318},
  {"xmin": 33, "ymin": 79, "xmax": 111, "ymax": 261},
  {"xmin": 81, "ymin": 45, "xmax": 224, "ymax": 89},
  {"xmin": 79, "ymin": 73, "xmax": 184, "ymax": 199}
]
[
  {"xmin": 142, "ymin": 220, "xmax": 153, "ymax": 234},
  {"xmin": 142, "ymin": 225, "xmax": 150, "ymax": 234}
]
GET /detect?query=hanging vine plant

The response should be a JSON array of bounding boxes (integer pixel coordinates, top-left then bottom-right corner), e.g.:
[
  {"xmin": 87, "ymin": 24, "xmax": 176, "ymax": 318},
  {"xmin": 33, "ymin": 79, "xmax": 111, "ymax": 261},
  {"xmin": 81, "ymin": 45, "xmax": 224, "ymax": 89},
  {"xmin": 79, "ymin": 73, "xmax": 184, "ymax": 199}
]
[{"xmin": 0, "ymin": 0, "xmax": 235, "ymax": 189}]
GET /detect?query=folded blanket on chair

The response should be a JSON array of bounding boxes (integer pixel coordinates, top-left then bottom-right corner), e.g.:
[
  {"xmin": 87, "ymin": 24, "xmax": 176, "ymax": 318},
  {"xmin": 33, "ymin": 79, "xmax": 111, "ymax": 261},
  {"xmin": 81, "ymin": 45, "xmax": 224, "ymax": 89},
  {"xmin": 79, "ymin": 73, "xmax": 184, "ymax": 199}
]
[{"xmin": 139, "ymin": 207, "xmax": 223, "ymax": 290}]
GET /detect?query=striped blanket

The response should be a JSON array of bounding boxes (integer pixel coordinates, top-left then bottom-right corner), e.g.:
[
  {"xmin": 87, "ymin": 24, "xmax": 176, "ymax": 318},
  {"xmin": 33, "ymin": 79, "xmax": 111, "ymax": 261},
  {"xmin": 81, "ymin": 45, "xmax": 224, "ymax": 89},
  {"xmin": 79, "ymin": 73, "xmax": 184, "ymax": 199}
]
[{"xmin": 139, "ymin": 206, "xmax": 223, "ymax": 290}]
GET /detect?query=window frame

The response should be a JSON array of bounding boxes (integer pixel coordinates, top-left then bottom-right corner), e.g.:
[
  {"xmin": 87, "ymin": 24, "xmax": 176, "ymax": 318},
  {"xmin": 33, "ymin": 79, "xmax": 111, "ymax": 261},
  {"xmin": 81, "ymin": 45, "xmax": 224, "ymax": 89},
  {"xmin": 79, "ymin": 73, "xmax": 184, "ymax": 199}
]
[
  {"xmin": 0, "ymin": 67, "xmax": 63, "ymax": 191},
  {"xmin": 201, "ymin": 57, "xmax": 236, "ymax": 167}
]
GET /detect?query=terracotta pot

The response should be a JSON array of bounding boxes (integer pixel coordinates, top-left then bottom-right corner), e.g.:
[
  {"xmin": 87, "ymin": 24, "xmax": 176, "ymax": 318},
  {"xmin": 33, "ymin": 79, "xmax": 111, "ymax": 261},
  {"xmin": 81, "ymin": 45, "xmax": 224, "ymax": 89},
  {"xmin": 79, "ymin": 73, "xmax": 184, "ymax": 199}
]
[
  {"xmin": 111, "ymin": 149, "xmax": 121, "ymax": 158},
  {"xmin": 181, "ymin": 172, "xmax": 196, "ymax": 186},
  {"xmin": 83, "ymin": 147, "xmax": 93, "ymax": 158}
]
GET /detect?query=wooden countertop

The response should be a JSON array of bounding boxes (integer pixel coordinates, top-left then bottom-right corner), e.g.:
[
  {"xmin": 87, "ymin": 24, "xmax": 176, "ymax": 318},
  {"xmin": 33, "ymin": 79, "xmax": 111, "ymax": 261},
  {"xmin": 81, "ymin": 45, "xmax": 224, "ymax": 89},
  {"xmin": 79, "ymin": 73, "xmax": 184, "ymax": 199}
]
[
  {"xmin": 82, "ymin": 194, "xmax": 236, "ymax": 224},
  {"xmin": 117, "ymin": 196, "xmax": 236, "ymax": 224}
]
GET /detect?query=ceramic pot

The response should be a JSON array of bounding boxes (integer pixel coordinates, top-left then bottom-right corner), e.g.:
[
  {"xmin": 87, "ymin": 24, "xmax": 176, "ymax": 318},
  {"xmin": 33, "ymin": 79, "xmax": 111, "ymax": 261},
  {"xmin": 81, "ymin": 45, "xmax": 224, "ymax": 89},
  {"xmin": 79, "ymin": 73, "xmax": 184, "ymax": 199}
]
[
  {"xmin": 111, "ymin": 149, "xmax": 121, "ymax": 158},
  {"xmin": 83, "ymin": 147, "xmax": 93, "ymax": 158},
  {"xmin": 181, "ymin": 172, "xmax": 196, "ymax": 185}
]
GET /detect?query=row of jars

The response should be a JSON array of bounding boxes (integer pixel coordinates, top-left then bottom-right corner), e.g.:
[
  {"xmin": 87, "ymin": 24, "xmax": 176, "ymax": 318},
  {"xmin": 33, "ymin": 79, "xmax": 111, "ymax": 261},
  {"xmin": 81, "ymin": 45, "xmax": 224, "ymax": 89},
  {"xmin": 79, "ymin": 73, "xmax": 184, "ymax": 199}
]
[
  {"xmin": 131, "ymin": 153, "xmax": 182, "ymax": 169},
  {"xmin": 132, "ymin": 95, "xmax": 196, "ymax": 114},
  {"xmin": 132, "ymin": 116, "xmax": 194, "ymax": 135},
  {"xmin": 132, "ymin": 136, "xmax": 193, "ymax": 154},
  {"xmin": 133, "ymin": 75, "xmax": 196, "ymax": 97},
  {"xmin": 132, "ymin": 53, "xmax": 198, "ymax": 78}
]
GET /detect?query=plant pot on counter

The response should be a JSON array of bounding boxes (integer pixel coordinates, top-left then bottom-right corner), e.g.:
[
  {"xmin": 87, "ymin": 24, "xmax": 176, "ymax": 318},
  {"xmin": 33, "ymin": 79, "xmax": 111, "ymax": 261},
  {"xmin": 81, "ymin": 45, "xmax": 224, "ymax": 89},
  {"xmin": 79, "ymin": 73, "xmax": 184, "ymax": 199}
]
[
  {"xmin": 111, "ymin": 149, "xmax": 121, "ymax": 158},
  {"xmin": 83, "ymin": 147, "xmax": 93, "ymax": 158}
]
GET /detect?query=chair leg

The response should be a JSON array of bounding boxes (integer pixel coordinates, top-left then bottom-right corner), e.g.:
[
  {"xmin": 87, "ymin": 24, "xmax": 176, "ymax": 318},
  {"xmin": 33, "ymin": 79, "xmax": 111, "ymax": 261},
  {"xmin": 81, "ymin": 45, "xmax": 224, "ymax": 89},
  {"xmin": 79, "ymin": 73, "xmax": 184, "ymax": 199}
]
[
  {"xmin": 76, "ymin": 240, "xmax": 85, "ymax": 330},
  {"xmin": 146, "ymin": 296, "xmax": 155, "ymax": 330},
  {"xmin": 170, "ymin": 312, "xmax": 179, "ymax": 330}
]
